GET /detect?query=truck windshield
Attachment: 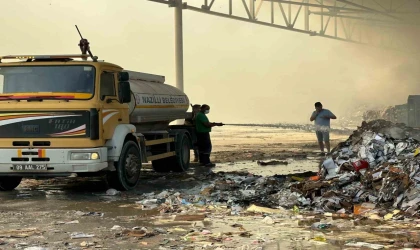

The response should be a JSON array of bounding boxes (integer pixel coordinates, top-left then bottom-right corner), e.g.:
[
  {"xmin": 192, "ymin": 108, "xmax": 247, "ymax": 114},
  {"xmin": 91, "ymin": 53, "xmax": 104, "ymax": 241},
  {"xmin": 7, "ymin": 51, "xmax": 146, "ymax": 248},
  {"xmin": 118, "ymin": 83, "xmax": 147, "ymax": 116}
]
[{"xmin": 0, "ymin": 65, "xmax": 95, "ymax": 99}]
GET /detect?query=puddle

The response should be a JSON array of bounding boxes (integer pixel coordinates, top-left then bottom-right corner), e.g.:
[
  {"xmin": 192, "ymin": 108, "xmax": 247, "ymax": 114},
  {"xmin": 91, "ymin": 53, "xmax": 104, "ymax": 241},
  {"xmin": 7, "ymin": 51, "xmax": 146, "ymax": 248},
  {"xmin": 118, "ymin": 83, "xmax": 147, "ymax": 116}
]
[{"xmin": 213, "ymin": 159, "xmax": 322, "ymax": 176}]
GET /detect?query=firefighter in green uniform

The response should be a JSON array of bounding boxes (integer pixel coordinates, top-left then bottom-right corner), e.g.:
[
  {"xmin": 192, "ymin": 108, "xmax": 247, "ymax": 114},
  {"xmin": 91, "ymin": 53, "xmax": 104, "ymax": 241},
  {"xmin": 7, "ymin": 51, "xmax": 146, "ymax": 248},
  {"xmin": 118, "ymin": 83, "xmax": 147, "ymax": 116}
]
[{"xmin": 195, "ymin": 104, "xmax": 224, "ymax": 167}]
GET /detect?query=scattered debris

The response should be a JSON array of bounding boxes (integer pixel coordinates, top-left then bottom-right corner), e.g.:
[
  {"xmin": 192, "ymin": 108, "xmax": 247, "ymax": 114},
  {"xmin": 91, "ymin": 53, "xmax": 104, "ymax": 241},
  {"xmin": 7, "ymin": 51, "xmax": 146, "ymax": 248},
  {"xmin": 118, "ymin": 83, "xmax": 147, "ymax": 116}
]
[
  {"xmin": 174, "ymin": 214, "xmax": 206, "ymax": 222},
  {"xmin": 75, "ymin": 211, "xmax": 104, "ymax": 217},
  {"xmin": 261, "ymin": 216, "xmax": 274, "ymax": 224},
  {"xmin": 0, "ymin": 228, "xmax": 42, "ymax": 238},
  {"xmin": 257, "ymin": 160, "xmax": 288, "ymax": 166},
  {"xmin": 80, "ymin": 241, "xmax": 96, "ymax": 247},
  {"xmin": 111, "ymin": 225, "xmax": 122, "ymax": 230},
  {"xmin": 345, "ymin": 242, "xmax": 385, "ymax": 249},
  {"xmin": 70, "ymin": 232, "xmax": 95, "ymax": 239},
  {"xmin": 246, "ymin": 205, "xmax": 287, "ymax": 214},
  {"xmin": 54, "ymin": 220, "xmax": 79, "ymax": 225},
  {"xmin": 121, "ymin": 229, "xmax": 155, "ymax": 238},
  {"xmin": 105, "ymin": 188, "xmax": 120, "ymax": 196}
]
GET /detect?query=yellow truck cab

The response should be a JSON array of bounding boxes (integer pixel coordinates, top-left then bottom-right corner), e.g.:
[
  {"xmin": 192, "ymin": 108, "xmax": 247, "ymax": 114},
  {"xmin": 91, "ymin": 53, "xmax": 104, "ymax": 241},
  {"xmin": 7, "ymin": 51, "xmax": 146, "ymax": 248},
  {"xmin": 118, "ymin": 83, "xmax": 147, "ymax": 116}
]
[{"xmin": 0, "ymin": 53, "xmax": 195, "ymax": 191}]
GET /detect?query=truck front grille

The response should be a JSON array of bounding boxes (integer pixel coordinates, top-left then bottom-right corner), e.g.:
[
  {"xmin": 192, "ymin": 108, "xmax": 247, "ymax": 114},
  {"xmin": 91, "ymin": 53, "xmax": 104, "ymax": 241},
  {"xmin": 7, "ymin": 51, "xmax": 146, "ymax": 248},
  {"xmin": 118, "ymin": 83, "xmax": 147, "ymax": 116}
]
[
  {"xmin": 13, "ymin": 141, "xmax": 30, "ymax": 146},
  {"xmin": 11, "ymin": 157, "xmax": 29, "ymax": 162},
  {"xmin": 33, "ymin": 141, "xmax": 51, "ymax": 146},
  {"xmin": 11, "ymin": 141, "xmax": 51, "ymax": 147},
  {"xmin": 32, "ymin": 158, "xmax": 50, "ymax": 162}
]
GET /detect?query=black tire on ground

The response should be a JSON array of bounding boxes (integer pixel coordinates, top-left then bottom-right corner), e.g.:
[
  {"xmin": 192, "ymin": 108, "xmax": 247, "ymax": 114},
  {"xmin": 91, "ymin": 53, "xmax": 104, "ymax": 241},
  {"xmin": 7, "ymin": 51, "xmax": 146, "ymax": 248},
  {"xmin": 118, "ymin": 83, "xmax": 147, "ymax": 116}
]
[
  {"xmin": 106, "ymin": 140, "xmax": 142, "ymax": 191},
  {"xmin": 169, "ymin": 133, "xmax": 191, "ymax": 172},
  {"xmin": 0, "ymin": 177, "xmax": 22, "ymax": 191}
]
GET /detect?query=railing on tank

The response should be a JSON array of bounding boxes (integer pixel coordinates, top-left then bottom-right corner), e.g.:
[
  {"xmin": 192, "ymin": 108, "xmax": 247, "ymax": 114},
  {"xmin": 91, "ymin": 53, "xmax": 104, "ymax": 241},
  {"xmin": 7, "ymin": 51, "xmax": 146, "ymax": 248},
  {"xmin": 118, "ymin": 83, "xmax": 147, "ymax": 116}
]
[{"xmin": 0, "ymin": 55, "xmax": 93, "ymax": 63}]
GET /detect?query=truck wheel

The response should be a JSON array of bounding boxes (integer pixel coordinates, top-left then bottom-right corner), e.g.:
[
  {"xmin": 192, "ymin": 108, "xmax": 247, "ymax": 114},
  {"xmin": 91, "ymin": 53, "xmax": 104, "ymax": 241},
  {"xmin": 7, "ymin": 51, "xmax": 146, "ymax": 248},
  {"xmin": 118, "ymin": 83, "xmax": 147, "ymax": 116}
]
[
  {"xmin": 170, "ymin": 133, "xmax": 191, "ymax": 172},
  {"xmin": 151, "ymin": 133, "xmax": 191, "ymax": 173},
  {"xmin": 107, "ymin": 141, "xmax": 142, "ymax": 191},
  {"xmin": 152, "ymin": 158, "xmax": 171, "ymax": 173},
  {"xmin": 0, "ymin": 177, "xmax": 22, "ymax": 191}
]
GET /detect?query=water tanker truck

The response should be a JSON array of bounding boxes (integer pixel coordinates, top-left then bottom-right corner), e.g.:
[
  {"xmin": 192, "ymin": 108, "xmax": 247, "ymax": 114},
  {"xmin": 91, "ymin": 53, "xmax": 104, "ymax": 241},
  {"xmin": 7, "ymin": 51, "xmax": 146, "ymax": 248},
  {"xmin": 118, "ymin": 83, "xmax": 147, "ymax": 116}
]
[{"xmin": 0, "ymin": 36, "xmax": 197, "ymax": 191}]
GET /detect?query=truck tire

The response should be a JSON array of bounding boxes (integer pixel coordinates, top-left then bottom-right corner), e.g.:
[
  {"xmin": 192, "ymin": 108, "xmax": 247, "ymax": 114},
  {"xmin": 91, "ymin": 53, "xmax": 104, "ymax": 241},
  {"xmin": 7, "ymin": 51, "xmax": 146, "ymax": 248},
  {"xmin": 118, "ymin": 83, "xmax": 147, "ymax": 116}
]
[
  {"xmin": 107, "ymin": 141, "xmax": 142, "ymax": 191},
  {"xmin": 0, "ymin": 177, "xmax": 22, "ymax": 191},
  {"xmin": 169, "ymin": 133, "xmax": 191, "ymax": 172},
  {"xmin": 151, "ymin": 133, "xmax": 191, "ymax": 173}
]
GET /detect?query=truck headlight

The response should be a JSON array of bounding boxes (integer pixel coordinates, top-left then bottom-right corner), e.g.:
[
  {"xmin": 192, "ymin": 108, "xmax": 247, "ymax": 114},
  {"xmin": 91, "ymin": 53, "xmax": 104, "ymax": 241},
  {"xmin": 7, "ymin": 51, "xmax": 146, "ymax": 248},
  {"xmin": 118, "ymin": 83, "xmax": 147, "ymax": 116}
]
[
  {"xmin": 91, "ymin": 153, "xmax": 99, "ymax": 160},
  {"xmin": 71, "ymin": 152, "xmax": 100, "ymax": 160}
]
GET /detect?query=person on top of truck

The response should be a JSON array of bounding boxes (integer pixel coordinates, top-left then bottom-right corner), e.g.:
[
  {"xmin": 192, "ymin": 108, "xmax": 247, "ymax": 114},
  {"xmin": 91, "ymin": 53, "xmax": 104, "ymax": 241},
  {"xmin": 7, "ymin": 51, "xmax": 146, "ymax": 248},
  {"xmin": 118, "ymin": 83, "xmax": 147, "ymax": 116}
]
[{"xmin": 195, "ymin": 104, "xmax": 224, "ymax": 167}]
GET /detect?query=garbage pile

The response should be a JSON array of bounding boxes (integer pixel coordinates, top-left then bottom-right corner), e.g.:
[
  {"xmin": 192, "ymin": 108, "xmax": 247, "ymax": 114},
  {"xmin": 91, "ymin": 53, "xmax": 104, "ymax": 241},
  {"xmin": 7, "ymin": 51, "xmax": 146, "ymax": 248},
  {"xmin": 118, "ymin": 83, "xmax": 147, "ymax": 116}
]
[
  {"xmin": 290, "ymin": 119, "xmax": 420, "ymax": 217},
  {"xmin": 133, "ymin": 120, "xmax": 420, "ymax": 219},
  {"xmin": 136, "ymin": 172, "xmax": 299, "ymax": 214}
]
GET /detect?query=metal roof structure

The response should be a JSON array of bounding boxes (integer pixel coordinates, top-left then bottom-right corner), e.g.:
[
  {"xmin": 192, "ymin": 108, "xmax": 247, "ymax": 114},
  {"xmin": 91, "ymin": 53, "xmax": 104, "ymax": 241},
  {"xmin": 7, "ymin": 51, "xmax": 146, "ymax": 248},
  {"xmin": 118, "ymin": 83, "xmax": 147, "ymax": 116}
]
[
  {"xmin": 150, "ymin": 0, "xmax": 420, "ymax": 52},
  {"xmin": 148, "ymin": 0, "xmax": 420, "ymax": 94}
]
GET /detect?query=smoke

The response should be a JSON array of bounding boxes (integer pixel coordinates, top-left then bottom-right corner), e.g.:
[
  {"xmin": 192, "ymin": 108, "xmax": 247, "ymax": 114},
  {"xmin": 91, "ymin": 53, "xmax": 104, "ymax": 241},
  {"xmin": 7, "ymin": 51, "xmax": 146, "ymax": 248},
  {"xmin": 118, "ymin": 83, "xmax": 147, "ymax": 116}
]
[
  {"xmin": 352, "ymin": 40, "xmax": 420, "ymax": 105},
  {"xmin": 331, "ymin": 11, "xmax": 420, "ymax": 125}
]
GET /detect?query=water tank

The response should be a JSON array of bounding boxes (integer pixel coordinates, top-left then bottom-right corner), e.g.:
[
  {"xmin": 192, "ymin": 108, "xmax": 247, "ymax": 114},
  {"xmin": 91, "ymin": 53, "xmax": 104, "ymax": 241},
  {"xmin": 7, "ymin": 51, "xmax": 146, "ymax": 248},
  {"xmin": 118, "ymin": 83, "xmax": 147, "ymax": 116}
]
[{"xmin": 124, "ymin": 70, "xmax": 189, "ymax": 131}]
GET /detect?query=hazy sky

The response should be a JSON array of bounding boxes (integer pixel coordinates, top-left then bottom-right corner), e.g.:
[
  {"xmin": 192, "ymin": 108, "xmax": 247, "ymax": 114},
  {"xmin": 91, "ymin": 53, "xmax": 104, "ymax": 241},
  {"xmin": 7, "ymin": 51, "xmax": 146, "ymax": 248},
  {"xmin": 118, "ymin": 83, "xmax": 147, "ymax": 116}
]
[{"xmin": 0, "ymin": 0, "xmax": 418, "ymax": 125}]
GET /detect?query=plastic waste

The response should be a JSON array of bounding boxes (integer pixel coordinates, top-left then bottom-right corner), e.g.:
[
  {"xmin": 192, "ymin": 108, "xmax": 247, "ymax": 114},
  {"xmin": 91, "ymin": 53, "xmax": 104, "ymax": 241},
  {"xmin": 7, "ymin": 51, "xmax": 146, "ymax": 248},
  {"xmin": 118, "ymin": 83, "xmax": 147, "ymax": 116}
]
[
  {"xmin": 181, "ymin": 199, "xmax": 192, "ymax": 205},
  {"xmin": 312, "ymin": 234, "xmax": 327, "ymax": 242},
  {"xmin": 396, "ymin": 142, "xmax": 408, "ymax": 156},
  {"xmin": 311, "ymin": 222, "xmax": 331, "ymax": 230},
  {"xmin": 309, "ymin": 176, "xmax": 320, "ymax": 181},
  {"xmin": 345, "ymin": 242, "xmax": 384, "ymax": 249},
  {"xmin": 262, "ymin": 216, "xmax": 274, "ymax": 224},
  {"xmin": 80, "ymin": 241, "xmax": 96, "ymax": 247},
  {"xmin": 111, "ymin": 225, "xmax": 122, "ymax": 230},
  {"xmin": 354, "ymin": 203, "xmax": 375, "ymax": 215},
  {"xmin": 231, "ymin": 205, "xmax": 243, "ymax": 215},
  {"xmin": 137, "ymin": 199, "xmax": 166, "ymax": 206},
  {"xmin": 76, "ymin": 211, "xmax": 104, "ymax": 217},
  {"xmin": 157, "ymin": 191, "xmax": 170, "ymax": 198},
  {"xmin": 246, "ymin": 204, "xmax": 286, "ymax": 214},
  {"xmin": 105, "ymin": 188, "xmax": 120, "ymax": 196},
  {"xmin": 154, "ymin": 228, "xmax": 167, "ymax": 234},
  {"xmin": 322, "ymin": 158, "xmax": 338, "ymax": 176},
  {"xmin": 70, "ymin": 232, "xmax": 95, "ymax": 239},
  {"xmin": 330, "ymin": 219, "xmax": 354, "ymax": 229},
  {"xmin": 201, "ymin": 229, "xmax": 212, "ymax": 235},
  {"xmin": 291, "ymin": 176, "xmax": 305, "ymax": 182},
  {"xmin": 352, "ymin": 160, "xmax": 369, "ymax": 172}
]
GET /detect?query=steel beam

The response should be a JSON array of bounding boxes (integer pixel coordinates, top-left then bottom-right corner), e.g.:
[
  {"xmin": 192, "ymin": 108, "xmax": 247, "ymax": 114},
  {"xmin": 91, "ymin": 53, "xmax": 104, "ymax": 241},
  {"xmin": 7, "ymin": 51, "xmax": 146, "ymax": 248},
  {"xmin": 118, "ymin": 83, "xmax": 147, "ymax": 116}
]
[
  {"xmin": 174, "ymin": 0, "xmax": 184, "ymax": 93},
  {"xmin": 185, "ymin": 4, "xmax": 315, "ymax": 36},
  {"xmin": 148, "ymin": 0, "xmax": 420, "ymax": 53},
  {"xmin": 262, "ymin": 0, "xmax": 378, "ymax": 13},
  {"xmin": 335, "ymin": 0, "xmax": 401, "ymax": 20}
]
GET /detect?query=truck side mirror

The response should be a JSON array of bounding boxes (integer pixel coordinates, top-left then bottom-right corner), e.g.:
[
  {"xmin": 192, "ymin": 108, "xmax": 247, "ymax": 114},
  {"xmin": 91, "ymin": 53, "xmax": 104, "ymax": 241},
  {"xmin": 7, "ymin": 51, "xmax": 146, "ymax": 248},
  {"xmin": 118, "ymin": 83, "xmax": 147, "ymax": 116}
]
[
  {"xmin": 118, "ymin": 81, "xmax": 131, "ymax": 103},
  {"xmin": 118, "ymin": 72, "xmax": 129, "ymax": 82}
]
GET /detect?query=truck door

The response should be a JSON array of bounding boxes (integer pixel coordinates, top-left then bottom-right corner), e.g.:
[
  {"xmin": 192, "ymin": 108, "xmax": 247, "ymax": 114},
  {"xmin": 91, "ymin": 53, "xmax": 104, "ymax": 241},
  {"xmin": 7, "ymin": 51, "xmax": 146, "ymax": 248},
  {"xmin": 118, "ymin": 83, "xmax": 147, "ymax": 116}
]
[{"xmin": 100, "ymin": 71, "xmax": 126, "ymax": 139}]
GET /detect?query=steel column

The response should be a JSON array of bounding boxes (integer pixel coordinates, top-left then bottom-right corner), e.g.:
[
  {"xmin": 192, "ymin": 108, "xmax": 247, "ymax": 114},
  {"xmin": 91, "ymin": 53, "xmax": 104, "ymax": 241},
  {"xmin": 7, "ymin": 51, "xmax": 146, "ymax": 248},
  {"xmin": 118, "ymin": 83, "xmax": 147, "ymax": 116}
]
[{"xmin": 175, "ymin": 0, "xmax": 184, "ymax": 92}]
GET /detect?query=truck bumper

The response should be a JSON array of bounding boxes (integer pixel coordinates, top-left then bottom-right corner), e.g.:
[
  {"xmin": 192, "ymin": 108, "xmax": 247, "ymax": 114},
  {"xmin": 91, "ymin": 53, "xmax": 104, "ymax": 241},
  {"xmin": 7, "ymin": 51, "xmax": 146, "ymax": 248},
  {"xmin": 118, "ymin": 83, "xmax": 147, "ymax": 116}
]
[{"xmin": 0, "ymin": 147, "xmax": 109, "ymax": 176}]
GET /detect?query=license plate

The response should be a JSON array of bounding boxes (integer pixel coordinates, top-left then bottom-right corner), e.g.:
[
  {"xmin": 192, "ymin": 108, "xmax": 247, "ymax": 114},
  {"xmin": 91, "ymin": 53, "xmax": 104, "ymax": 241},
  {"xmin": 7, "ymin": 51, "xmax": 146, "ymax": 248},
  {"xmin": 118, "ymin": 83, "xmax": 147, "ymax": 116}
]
[{"xmin": 13, "ymin": 164, "xmax": 47, "ymax": 171}]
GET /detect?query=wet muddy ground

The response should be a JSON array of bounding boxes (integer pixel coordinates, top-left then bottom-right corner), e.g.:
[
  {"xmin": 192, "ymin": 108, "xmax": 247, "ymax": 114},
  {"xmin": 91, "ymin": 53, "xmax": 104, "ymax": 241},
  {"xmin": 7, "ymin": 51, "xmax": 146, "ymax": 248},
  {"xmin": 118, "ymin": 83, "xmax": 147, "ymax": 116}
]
[{"xmin": 3, "ymin": 126, "xmax": 417, "ymax": 249}]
